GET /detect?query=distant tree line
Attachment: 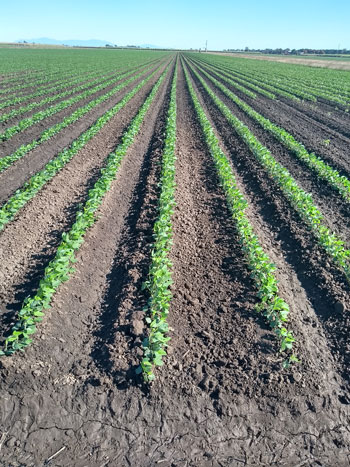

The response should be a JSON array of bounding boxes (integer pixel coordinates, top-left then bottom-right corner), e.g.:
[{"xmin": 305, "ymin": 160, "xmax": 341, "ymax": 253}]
[{"xmin": 224, "ymin": 47, "xmax": 350, "ymax": 56}]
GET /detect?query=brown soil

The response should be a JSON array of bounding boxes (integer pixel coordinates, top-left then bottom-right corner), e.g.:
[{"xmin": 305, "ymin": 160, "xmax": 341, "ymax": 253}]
[
  {"xmin": 188, "ymin": 62, "xmax": 350, "ymax": 244},
  {"xmin": 190, "ymin": 58, "xmax": 350, "ymax": 139},
  {"xmin": 0, "ymin": 62, "xmax": 163, "ymax": 157},
  {"xmin": 0, "ymin": 71, "xmax": 121, "ymax": 118},
  {"xmin": 0, "ymin": 64, "xmax": 166, "ymax": 202},
  {"xmin": 207, "ymin": 52, "xmax": 350, "ymax": 71},
  {"xmin": 0, "ymin": 72, "xmax": 80, "ymax": 98},
  {"xmin": 0, "ymin": 56, "xmax": 350, "ymax": 467},
  {"xmin": 189, "ymin": 58, "xmax": 350, "ymax": 176},
  {"xmin": 0, "ymin": 60, "xmax": 171, "ymax": 335}
]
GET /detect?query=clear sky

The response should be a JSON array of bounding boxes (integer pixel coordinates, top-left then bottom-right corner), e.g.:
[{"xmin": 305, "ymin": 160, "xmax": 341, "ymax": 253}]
[{"xmin": 1, "ymin": 0, "xmax": 349, "ymax": 50}]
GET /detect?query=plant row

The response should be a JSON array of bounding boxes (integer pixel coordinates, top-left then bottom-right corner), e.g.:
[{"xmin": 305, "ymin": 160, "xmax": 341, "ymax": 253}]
[
  {"xmin": 0, "ymin": 64, "xmax": 158, "ymax": 173},
  {"xmin": 189, "ymin": 61, "xmax": 350, "ymax": 282},
  {"xmin": 192, "ymin": 56, "xmax": 298, "ymax": 101},
  {"xmin": 192, "ymin": 58, "xmax": 275, "ymax": 100},
  {"xmin": 0, "ymin": 57, "xmax": 162, "ymax": 111},
  {"xmin": 0, "ymin": 64, "xmax": 158, "ymax": 142},
  {"xmin": 0, "ymin": 69, "xmax": 136, "ymax": 124},
  {"xmin": 0, "ymin": 69, "xmax": 118, "ymax": 102},
  {"xmin": 0, "ymin": 67, "xmax": 87, "ymax": 97},
  {"xmin": 0, "ymin": 53, "xmax": 165, "ymax": 101},
  {"xmin": 183, "ymin": 61, "xmax": 297, "ymax": 364},
  {"xmin": 253, "ymin": 70, "xmax": 349, "ymax": 107},
  {"xmin": 293, "ymin": 75, "xmax": 350, "ymax": 102},
  {"xmin": 0, "ymin": 49, "xmax": 171, "ymax": 78},
  {"xmin": 0, "ymin": 61, "xmax": 172, "ymax": 356},
  {"xmin": 0, "ymin": 68, "xmax": 63, "ymax": 90},
  {"xmin": 0, "ymin": 69, "xmax": 119, "ymax": 117},
  {"xmin": 190, "ymin": 61, "xmax": 350, "ymax": 202},
  {"xmin": 192, "ymin": 60, "xmax": 258, "ymax": 99},
  {"xmin": 0, "ymin": 68, "xmax": 111, "ymax": 110},
  {"xmin": 250, "ymin": 63, "xmax": 350, "ymax": 106},
  {"xmin": 138, "ymin": 64, "xmax": 178, "ymax": 382},
  {"xmin": 0, "ymin": 69, "xmax": 48, "ymax": 87},
  {"xmin": 195, "ymin": 54, "xmax": 350, "ymax": 107},
  {"xmin": 0, "ymin": 63, "xmax": 167, "ymax": 231}
]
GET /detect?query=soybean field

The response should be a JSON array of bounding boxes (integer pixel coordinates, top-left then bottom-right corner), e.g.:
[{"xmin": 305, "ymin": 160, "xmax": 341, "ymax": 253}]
[{"xmin": 1, "ymin": 47, "xmax": 350, "ymax": 466}]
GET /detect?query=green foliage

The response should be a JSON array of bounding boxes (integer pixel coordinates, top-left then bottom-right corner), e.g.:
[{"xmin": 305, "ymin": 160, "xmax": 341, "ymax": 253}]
[
  {"xmin": 0, "ymin": 69, "xmax": 133, "ymax": 123},
  {"xmin": 1, "ymin": 62, "xmax": 172, "ymax": 355},
  {"xmin": 0, "ymin": 62, "xmax": 158, "ymax": 141},
  {"xmin": 0, "ymin": 69, "xmax": 77, "ymax": 97},
  {"xmin": 0, "ymin": 63, "xmax": 157, "ymax": 174},
  {"xmin": 138, "ymin": 64, "xmax": 178, "ymax": 382},
  {"xmin": 0, "ymin": 68, "xmax": 109, "ymax": 111},
  {"xmin": 196, "ymin": 57, "xmax": 299, "ymax": 101},
  {"xmin": 196, "ymin": 59, "xmax": 275, "ymax": 99},
  {"xmin": 187, "ymin": 52, "xmax": 350, "ymax": 108},
  {"xmin": 0, "ymin": 60, "xmax": 156, "ymax": 110},
  {"xmin": 0, "ymin": 65, "xmax": 164, "ymax": 231},
  {"xmin": 191, "ymin": 62, "xmax": 350, "ymax": 202},
  {"xmin": 183, "ymin": 61, "xmax": 297, "ymax": 362},
  {"xmin": 188, "ymin": 59, "xmax": 350, "ymax": 282}
]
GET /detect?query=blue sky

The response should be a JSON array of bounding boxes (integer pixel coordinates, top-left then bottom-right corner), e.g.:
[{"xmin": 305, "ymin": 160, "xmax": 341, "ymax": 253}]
[{"xmin": 1, "ymin": 0, "xmax": 349, "ymax": 50}]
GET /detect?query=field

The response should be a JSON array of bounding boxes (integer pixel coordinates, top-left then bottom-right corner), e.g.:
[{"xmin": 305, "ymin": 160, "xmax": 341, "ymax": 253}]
[
  {"xmin": 210, "ymin": 52, "xmax": 350, "ymax": 70},
  {"xmin": 0, "ymin": 48, "xmax": 350, "ymax": 466}
]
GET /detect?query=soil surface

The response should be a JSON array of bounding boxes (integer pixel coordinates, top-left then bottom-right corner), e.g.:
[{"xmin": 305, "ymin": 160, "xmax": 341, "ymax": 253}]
[
  {"xmin": 207, "ymin": 52, "xmax": 350, "ymax": 71},
  {"xmin": 0, "ymin": 61, "xmax": 165, "ymax": 158},
  {"xmin": 0, "ymin": 55, "xmax": 350, "ymax": 467},
  {"xmin": 0, "ymin": 71, "xmax": 123, "ymax": 120},
  {"xmin": 187, "ymin": 60, "xmax": 350, "ymax": 244}
]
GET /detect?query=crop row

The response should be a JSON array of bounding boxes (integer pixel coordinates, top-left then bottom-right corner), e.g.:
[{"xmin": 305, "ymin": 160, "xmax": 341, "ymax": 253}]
[
  {"xmin": 0, "ymin": 67, "xmax": 90, "ymax": 97},
  {"xmin": 0, "ymin": 64, "xmax": 158, "ymax": 173},
  {"xmin": 194, "ymin": 61, "xmax": 258, "ymax": 99},
  {"xmin": 0, "ymin": 69, "xmax": 138, "ymax": 124},
  {"xmin": 193, "ymin": 56, "xmax": 300, "ymax": 101},
  {"xmin": 193, "ymin": 54, "xmax": 350, "ymax": 107},
  {"xmin": 0, "ymin": 68, "xmax": 67, "ymax": 89},
  {"xmin": 189, "ymin": 59, "xmax": 350, "ymax": 202},
  {"xmin": 193, "ymin": 58, "xmax": 276, "ymax": 100},
  {"xmin": 0, "ymin": 62, "xmax": 162, "ymax": 142},
  {"xmin": 0, "ymin": 71, "xmax": 54, "ymax": 91},
  {"xmin": 0, "ymin": 57, "xmax": 162, "ymax": 111},
  {"xmin": 0, "ymin": 67, "xmax": 112, "ymax": 103},
  {"xmin": 138, "ymin": 62, "xmax": 178, "ymax": 382},
  {"xmin": 183, "ymin": 60, "xmax": 297, "ymax": 364},
  {"xmin": 0, "ymin": 62, "xmax": 167, "ymax": 231},
  {"xmin": 291, "ymin": 75, "xmax": 350, "ymax": 101},
  {"xmin": 185, "ymin": 59, "xmax": 350, "ymax": 282},
  {"xmin": 243, "ymin": 68, "xmax": 350, "ymax": 107},
  {"xmin": 250, "ymin": 61, "xmax": 350, "ymax": 104},
  {"xmin": 0, "ymin": 68, "xmax": 118, "ymax": 113},
  {"xmin": 0, "ymin": 69, "xmax": 49, "ymax": 87},
  {"xmin": 0, "ymin": 50, "xmax": 169, "ymax": 98},
  {"xmin": 0, "ymin": 61, "xmax": 173, "ymax": 355}
]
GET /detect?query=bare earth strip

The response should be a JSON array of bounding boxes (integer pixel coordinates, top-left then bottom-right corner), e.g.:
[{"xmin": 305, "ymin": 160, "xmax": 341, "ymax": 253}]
[{"xmin": 207, "ymin": 52, "xmax": 350, "ymax": 70}]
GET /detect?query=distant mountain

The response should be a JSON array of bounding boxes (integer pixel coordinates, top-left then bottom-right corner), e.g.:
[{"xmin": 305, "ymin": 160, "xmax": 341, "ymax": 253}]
[{"xmin": 17, "ymin": 37, "xmax": 115, "ymax": 47}]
